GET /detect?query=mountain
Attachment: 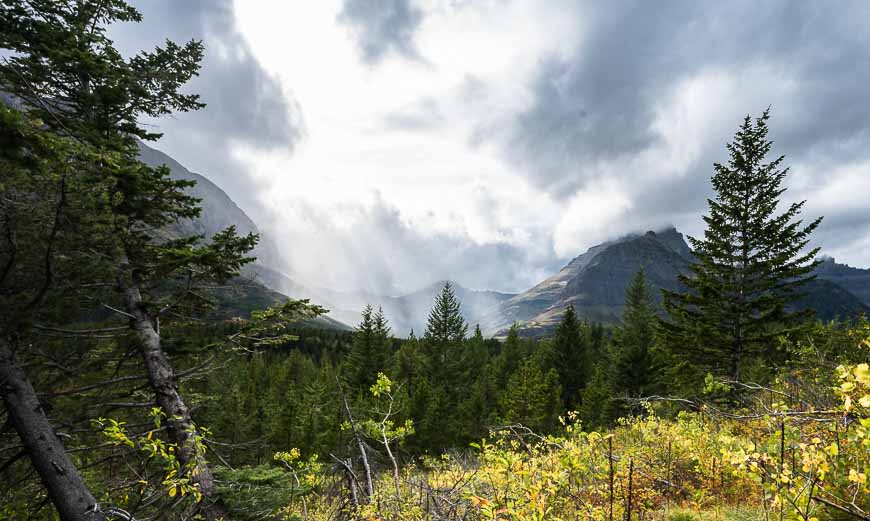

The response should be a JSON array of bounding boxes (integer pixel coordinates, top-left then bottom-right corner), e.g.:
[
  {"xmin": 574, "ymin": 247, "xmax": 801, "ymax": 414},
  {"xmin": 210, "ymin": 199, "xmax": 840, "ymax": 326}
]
[
  {"xmin": 270, "ymin": 280, "xmax": 516, "ymax": 337},
  {"xmin": 134, "ymin": 142, "xmax": 870, "ymax": 336},
  {"xmin": 793, "ymin": 278, "xmax": 870, "ymax": 320},
  {"xmin": 484, "ymin": 227, "xmax": 869, "ymax": 338},
  {"xmin": 138, "ymin": 142, "xmax": 282, "ymax": 269},
  {"xmin": 138, "ymin": 142, "xmax": 351, "ymax": 331},
  {"xmin": 136, "ymin": 143, "xmax": 513, "ymax": 334},
  {"xmin": 815, "ymin": 257, "xmax": 870, "ymax": 307},
  {"xmin": 481, "ymin": 228, "xmax": 690, "ymax": 336},
  {"xmin": 377, "ymin": 282, "xmax": 516, "ymax": 337}
]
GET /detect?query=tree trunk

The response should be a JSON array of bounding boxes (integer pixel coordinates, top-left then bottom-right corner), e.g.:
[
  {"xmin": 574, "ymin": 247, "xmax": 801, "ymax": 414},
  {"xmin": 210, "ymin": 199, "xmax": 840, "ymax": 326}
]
[
  {"xmin": 0, "ymin": 339, "xmax": 106, "ymax": 521},
  {"xmin": 120, "ymin": 281, "xmax": 226, "ymax": 520},
  {"xmin": 731, "ymin": 335, "xmax": 742, "ymax": 382}
]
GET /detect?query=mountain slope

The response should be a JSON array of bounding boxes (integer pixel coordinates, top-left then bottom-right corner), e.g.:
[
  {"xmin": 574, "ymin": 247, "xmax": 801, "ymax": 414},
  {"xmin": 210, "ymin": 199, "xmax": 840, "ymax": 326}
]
[
  {"xmin": 481, "ymin": 228, "xmax": 690, "ymax": 336},
  {"xmin": 138, "ymin": 142, "xmax": 281, "ymax": 269},
  {"xmin": 138, "ymin": 142, "xmax": 350, "ymax": 330},
  {"xmin": 793, "ymin": 278, "xmax": 870, "ymax": 320},
  {"xmin": 485, "ymin": 227, "xmax": 868, "ymax": 338},
  {"xmin": 281, "ymin": 281, "xmax": 516, "ymax": 337},
  {"xmin": 815, "ymin": 257, "xmax": 870, "ymax": 307}
]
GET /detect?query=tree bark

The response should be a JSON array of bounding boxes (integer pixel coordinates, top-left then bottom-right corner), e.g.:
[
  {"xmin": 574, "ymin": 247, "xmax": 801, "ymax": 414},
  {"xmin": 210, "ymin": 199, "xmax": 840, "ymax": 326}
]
[
  {"xmin": 120, "ymin": 281, "xmax": 226, "ymax": 520},
  {"xmin": 0, "ymin": 339, "xmax": 106, "ymax": 521}
]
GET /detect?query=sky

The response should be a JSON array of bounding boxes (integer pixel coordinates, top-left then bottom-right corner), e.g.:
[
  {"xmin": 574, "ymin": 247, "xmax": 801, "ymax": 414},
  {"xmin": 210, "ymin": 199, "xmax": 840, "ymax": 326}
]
[{"xmin": 112, "ymin": 0, "xmax": 870, "ymax": 295}]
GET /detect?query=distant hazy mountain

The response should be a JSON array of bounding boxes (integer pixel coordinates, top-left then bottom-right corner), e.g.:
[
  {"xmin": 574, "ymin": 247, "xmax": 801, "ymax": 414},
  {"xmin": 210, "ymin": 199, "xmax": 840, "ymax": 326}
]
[
  {"xmin": 137, "ymin": 142, "xmax": 351, "ymax": 331},
  {"xmin": 280, "ymin": 280, "xmax": 516, "ymax": 337},
  {"xmin": 378, "ymin": 281, "xmax": 516, "ymax": 337},
  {"xmin": 815, "ymin": 257, "xmax": 870, "ymax": 307},
  {"xmin": 137, "ymin": 140, "xmax": 868, "ymax": 337},
  {"xmin": 482, "ymin": 227, "xmax": 868, "ymax": 338}
]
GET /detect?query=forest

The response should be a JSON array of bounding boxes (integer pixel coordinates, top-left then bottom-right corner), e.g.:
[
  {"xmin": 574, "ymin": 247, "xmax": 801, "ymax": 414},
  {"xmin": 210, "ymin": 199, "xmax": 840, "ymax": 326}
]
[{"xmin": 1, "ymin": 1, "xmax": 869, "ymax": 521}]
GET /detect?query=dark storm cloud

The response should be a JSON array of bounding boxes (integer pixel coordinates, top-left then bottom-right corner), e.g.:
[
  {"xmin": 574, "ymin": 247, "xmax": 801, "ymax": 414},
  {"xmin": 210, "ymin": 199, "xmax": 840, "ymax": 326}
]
[
  {"xmin": 110, "ymin": 0, "xmax": 302, "ymax": 218},
  {"xmin": 507, "ymin": 0, "xmax": 870, "ymax": 194},
  {"xmin": 498, "ymin": 0, "xmax": 870, "ymax": 264},
  {"xmin": 338, "ymin": 0, "xmax": 424, "ymax": 64}
]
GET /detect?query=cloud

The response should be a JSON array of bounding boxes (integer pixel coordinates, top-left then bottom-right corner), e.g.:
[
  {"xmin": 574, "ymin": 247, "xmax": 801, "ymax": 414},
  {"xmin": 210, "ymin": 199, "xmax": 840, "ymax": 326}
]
[
  {"xmin": 338, "ymin": 0, "xmax": 425, "ymax": 64},
  {"xmin": 495, "ymin": 0, "xmax": 870, "ymax": 264},
  {"xmin": 382, "ymin": 98, "xmax": 444, "ymax": 132},
  {"xmin": 268, "ymin": 196, "xmax": 562, "ymax": 295},
  {"xmin": 110, "ymin": 0, "xmax": 303, "ymax": 219},
  {"xmin": 104, "ymin": 1, "xmax": 870, "ymax": 297}
]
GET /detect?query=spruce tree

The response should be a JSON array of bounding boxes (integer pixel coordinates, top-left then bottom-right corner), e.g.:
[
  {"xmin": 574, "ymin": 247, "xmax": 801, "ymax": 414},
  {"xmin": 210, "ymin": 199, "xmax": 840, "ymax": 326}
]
[
  {"xmin": 613, "ymin": 269, "xmax": 659, "ymax": 398},
  {"xmin": 553, "ymin": 305, "xmax": 590, "ymax": 410},
  {"xmin": 346, "ymin": 305, "xmax": 392, "ymax": 390},
  {"xmin": 579, "ymin": 366, "xmax": 615, "ymax": 429},
  {"xmin": 499, "ymin": 357, "xmax": 562, "ymax": 433},
  {"xmin": 413, "ymin": 282, "xmax": 469, "ymax": 448},
  {"xmin": 422, "ymin": 282, "xmax": 468, "ymax": 384},
  {"xmin": 1, "ymin": 2, "xmax": 256, "ymax": 516},
  {"xmin": 661, "ymin": 110, "xmax": 822, "ymax": 382},
  {"xmin": 424, "ymin": 282, "xmax": 468, "ymax": 346},
  {"xmin": 491, "ymin": 324, "xmax": 529, "ymax": 384}
]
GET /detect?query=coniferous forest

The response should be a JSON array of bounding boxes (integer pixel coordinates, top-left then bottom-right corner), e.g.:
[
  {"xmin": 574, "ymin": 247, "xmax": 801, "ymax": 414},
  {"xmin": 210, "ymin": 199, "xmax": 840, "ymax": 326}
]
[{"xmin": 1, "ymin": 2, "xmax": 870, "ymax": 520}]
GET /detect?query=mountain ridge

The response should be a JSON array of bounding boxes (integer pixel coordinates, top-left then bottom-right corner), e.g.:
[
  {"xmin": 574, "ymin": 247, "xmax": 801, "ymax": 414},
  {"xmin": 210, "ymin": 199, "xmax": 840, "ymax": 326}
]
[
  {"xmin": 481, "ymin": 227, "xmax": 869, "ymax": 338},
  {"xmin": 138, "ymin": 142, "xmax": 352, "ymax": 331},
  {"xmin": 138, "ymin": 142, "xmax": 869, "ymax": 338}
]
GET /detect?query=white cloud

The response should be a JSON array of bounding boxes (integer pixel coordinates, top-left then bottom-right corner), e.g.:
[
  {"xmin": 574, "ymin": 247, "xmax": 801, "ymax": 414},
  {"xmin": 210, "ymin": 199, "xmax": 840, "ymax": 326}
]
[{"xmin": 132, "ymin": 1, "xmax": 870, "ymax": 294}]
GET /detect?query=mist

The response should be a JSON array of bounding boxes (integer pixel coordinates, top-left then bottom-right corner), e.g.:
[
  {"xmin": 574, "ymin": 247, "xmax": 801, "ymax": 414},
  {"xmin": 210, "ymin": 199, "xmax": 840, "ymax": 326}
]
[{"xmin": 114, "ymin": 0, "xmax": 870, "ymax": 302}]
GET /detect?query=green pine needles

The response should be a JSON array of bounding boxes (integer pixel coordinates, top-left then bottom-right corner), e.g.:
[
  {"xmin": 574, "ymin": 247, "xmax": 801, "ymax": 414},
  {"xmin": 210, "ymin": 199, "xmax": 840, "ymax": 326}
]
[{"xmin": 661, "ymin": 109, "xmax": 823, "ymax": 382}]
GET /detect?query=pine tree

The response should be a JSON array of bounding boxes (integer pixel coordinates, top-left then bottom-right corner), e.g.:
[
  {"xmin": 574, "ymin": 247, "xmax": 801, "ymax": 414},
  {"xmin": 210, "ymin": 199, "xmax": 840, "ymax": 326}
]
[
  {"xmin": 491, "ymin": 324, "xmax": 529, "ymax": 384},
  {"xmin": 613, "ymin": 269, "xmax": 659, "ymax": 398},
  {"xmin": 499, "ymin": 357, "xmax": 562, "ymax": 433},
  {"xmin": 407, "ymin": 283, "xmax": 470, "ymax": 448},
  {"xmin": 661, "ymin": 110, "xmax": 822, "ymax": 382},
  {"xmin": 422, "ymin": 282, "xmax": 468, "ymax": 386},
  {"xmin": 579, "ymin": 365, "xmax": 616, "ymax": 429},
  {"xmin": 0, "ymin": 2, "xmax": 256, "ymax": 516},
  {"xmin": 424, "ymin": 282, "xmax": 468, "ymax": 346},
  {"xmin": 346, "ymin": 305, "xmax": 392, "ymax": 390},
  {"xmin": 457, "ymin": 325, "xmax": 498, "ymax": 442},
  {"xmin": 553, "ymin": 306, "xmax": 590, "ymax": 410}
]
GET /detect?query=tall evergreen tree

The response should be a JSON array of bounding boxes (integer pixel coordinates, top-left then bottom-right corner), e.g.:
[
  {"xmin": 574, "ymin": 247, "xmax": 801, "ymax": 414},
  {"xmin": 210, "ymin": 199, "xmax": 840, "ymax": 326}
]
[
  {"xmin": 424, "ymin": 282, "xmax": 468, "ymax": 346},
  {"xmin": 611, "ymin": 269, "xmax": 660, "ymax": 413},
  {"xmin": 457, "ymin": 325, "xmax": 498, "ymax": 442},
  {"xmin": 499, "ymin": 357, "xmax": 562, "ymax": 433},
  {"xmin": 661, "ymin": 110, "xmax": 822, "ymax": 381},
  {"xmin": 553, "ymin": 305, "xmax": 590, "ymax": 410},
  {"xmin": 422, "ymin": 282, "xmax": 468, "ymax": 386},
  {"xmin": 411, "ymin": 283, "xmax": 469, "ymax": 448},
  {"xmin": 491, "ymin": 324, "xmax": 529, "ymax": 385},
  {"xmin": 1, "ymin": 2, "xmax": 256, "ymax": 517},
  {"xmin": 346, "ymin": 305, "xmax": 392, "ymax": 390},
  {"xmin": 579, "ymin": 365, "xmax": 615, "ymax": 430},
  {"xmin": 0, "ymin": 105, "xmax": 114, "ymax": 520}
]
